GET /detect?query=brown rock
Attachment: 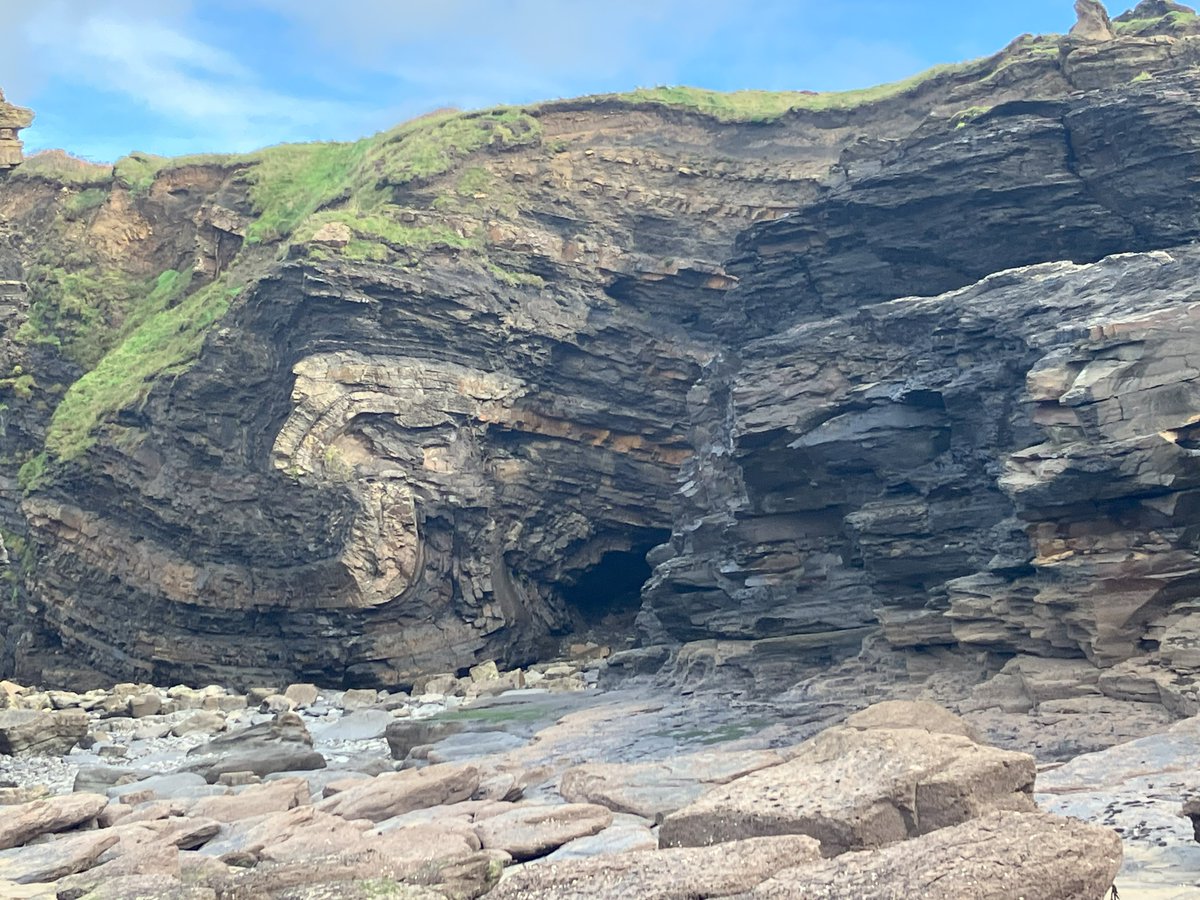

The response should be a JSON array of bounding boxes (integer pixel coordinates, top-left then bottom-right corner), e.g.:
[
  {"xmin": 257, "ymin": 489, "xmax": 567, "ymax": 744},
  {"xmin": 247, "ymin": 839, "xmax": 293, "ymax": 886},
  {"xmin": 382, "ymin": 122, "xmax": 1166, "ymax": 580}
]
[
  {"xmin": 1070, "ymin": 0, "xmax": 1115, "ymax": 41},
  {"xmin": 0, "ymin": 709, "xmax": 89, "ymax": 755},
  {"xmin": 843, "ymin": 700, "xmax": 979, "ymax": 740},
  {"xmin": 0, "ymin": 792, "xmax": 108, "ymax": 850},
  {"xmin": 283, "ymin": 684, "xmax": 320, "ymax": 707},
  {"xmin": 487, "ymin": 835, "xmax": 821, "ymax": 899},
  {"xmin": 187, "ymin": 777, "xmax": 309, "ymax": 822},
  {"xmin": 0, "ymin": 830, "xmax": 118, "ymax": 883},
  {"xmin": 317, "ymin": 763, "xmax": 480, "ymax": 822},
  {"xmin": 659, "ymin": 725, "xmax": 1035, "ymax": 854},
  {"xmin": 473, "ymin": 802, "xmax": 613, "ymax": 860},
  {"xmin": 744, "ymin": 810, "xmax": 1122, "ymax": 899}
]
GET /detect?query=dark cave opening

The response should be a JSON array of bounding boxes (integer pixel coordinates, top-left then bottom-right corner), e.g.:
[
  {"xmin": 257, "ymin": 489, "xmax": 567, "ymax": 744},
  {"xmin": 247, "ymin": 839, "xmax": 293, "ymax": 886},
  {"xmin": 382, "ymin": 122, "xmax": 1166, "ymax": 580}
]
[{"xmin": 562, "ymin": 537, "xmax": 667, "ymax": 626}]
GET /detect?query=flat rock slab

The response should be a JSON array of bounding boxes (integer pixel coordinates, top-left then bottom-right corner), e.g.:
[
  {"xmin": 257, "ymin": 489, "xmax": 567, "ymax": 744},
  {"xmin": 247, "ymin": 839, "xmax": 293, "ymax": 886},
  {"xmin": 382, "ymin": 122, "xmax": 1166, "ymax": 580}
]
[
  {"xmin": 0, "ymin": 830, "xmax": 119, "ymax": 883},
  {"xmin": 187, "ymin": 777, "xmax": 309, "ymax": 823},
  {"xmin": 741, "ymin": 810, "xmax": 1122, "ymax": 899},
  {"xmin": 1037, "ymin": 713, "xmax": 1200, "ymax": 892},
  {"xmin": 474, "ymin": 802, "xmax": 613, "ymax": 860},
  {"xmin": 425, "ymin": 731, "xmax": 527, "ymax": 763},
  {"xmin": 659, "ymin": 725, "xmax": 1036, "ymax": 854},
  {"xmin": 310, "ymin": 710, "xmax": 392, "ymax": 743},
  {"xmin": 317, "ymin": 763, "xmax": 480, "ymax": 823},
  {"xmin": 0, "ymin": 792, "xmax": 107, "ymax": 850},
  {"xmin": 109, "ymin": 773, "xmax": 214, "ymax": 801},
  {"xmin": 487, "ymin": 834, "xmax": 821, "ymax": 899},
  {"xmin": 559, "ymin": 748, "xmax": 786, "ymax": 820},
  {"xmin": 541, "ymin": 819, "xmax": 658, "ymax": 862},
  {"xmin": 67, "ymin": 874, "xmax": 217, "ymax": 899}
]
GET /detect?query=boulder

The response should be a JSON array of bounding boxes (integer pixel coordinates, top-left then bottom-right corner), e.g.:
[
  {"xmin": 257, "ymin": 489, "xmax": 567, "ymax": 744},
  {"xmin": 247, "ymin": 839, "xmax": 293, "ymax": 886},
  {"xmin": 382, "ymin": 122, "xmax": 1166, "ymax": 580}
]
[
  {"xmin": 339, "ymin": 688, "xmax": 380, "ymax": 711},
  {"xmin": 0, "ymin": 793, "xmax": 108, "ymax": 850},
  {"xmin": 473, "ymin": 802, "xmax": 613, "ymax": 860},
  {"xmin": 0, "ymin": 830, "xmax": 118, "ymax": 883},
  {"xmin": 0, "ymin": 708, "xmax": 88, "ymax": 755},
  {"xmin": 385, "ymin": 717, "xmax": 466, "ymax": 759},
  {"xmin": 659, "ymin": 724, "xmax": 1035, "ymax": 854},
  {"xmin": 317, "ymin": 763, "xmax": 480, "ymax": 822},
  {"xmin": 283, "ymin": 683, "xmax": 320, "ymax": 708},
  {"xmin": 186, "ymin": 712, "xmax": 325, "ymax": 783},
  {"xmin": 169, "ymin": 711, "xmax": 226, "ymax": 738},
  {"xmin": 487, "ymin": 835, "xmax": 821, "ymax": 899},
  {"xmin": 745, "ymin": 810, "xmax": 1121, "ymax": 899}
]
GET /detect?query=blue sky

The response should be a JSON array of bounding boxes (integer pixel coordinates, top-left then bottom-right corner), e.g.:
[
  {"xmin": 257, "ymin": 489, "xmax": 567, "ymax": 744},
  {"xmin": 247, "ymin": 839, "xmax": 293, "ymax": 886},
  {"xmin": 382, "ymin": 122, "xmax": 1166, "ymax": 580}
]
[{"xmin": 0, "ymin": 0, "xmax": 1091, "ymax": 162}]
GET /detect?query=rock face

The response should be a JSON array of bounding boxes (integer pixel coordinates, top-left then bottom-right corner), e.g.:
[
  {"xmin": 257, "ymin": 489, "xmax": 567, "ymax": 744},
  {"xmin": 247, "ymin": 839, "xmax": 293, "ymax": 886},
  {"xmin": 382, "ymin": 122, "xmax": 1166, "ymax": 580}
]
[
  {"xmin": 0, "ymin": 89, "xmax": 33, "ymax": 169},
  {"xmin": 6, "ymin": 11, "xmax": 1200, "ymax": 690}
]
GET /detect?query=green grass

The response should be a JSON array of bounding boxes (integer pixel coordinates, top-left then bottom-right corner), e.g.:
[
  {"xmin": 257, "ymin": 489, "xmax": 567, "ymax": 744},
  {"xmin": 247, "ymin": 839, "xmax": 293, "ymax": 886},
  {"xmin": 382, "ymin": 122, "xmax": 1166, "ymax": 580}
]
[
  {"xmin": 45, "ymin": 275, "xmax": 238, "ymax": 461},
  {"xmin": 64, "ymin": 188, "xmax": 109, "ymax": 217},
  {"xmin": 298, "ymin": 209, "xmax": 475, "ymax": 254},
  {"xmin": 612, "ymin": 62, "xmax": 974, "ymax": 123},
  {"xmin": 241, "ymin": 141, "xmax": 368, "ymax": 243},
  {"xmin": 17, "ymin": 452, "xmax": 48, "ymax": 493},
  {"xmin": 14, "ymin": 263, "xmax": 194, "ymax": 370},
  {"xmin": 12, "ymin": 151, "xmax": 112, "ymax": 187},
  {"xmin": 1114, "ymin": 10, "xmax": 1199, "ymax": 33},
  {"xmin": 113, "ymin": 152, "xmax": 168, "ymax": 194}
]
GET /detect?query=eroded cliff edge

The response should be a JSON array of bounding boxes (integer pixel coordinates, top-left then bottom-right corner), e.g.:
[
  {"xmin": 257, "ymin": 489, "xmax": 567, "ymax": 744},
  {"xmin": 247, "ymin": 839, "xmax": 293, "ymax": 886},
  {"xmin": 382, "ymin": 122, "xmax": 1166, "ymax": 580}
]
[{"xmin": 3, "ymin": 4, "xmax": 1200, "ymax": 695}]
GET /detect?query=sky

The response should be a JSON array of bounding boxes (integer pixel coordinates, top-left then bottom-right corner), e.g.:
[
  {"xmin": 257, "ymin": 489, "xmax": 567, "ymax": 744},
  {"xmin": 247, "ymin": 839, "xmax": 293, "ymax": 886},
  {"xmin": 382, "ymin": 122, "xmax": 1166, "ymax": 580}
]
[{"xmin": 0, "ymin": 0, "xmax": 1091, "ymax": 163}]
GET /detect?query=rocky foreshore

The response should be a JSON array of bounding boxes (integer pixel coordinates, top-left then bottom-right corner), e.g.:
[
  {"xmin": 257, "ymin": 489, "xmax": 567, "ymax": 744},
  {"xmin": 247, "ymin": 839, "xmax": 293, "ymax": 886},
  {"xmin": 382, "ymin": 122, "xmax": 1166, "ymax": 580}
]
[{"xmin": 2, "ymin": 655, "xmax": 1197, "ymax": 899}]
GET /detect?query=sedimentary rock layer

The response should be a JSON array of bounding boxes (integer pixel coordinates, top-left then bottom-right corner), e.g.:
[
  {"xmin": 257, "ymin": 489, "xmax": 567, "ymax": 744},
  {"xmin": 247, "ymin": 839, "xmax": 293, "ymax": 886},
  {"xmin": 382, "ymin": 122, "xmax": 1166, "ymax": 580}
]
[{"xmin": 5, "ymin": 17, "xmax": 1200, "ymax": 686}]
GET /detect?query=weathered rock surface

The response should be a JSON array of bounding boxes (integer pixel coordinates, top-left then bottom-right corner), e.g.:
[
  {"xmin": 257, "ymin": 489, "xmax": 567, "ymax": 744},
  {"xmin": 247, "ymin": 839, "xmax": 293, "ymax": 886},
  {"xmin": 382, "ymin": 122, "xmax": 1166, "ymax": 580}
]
[
  {"xmin": 559, "ymin": 748, "xmax": 787, "ymax": 820},
  {"xmin": 659, "ymin": 723, "xmax": 1035, "ymax": 853},
  {"xmin": 473, "ymin": 802, "xmax": 612, "ymax": 860},
  {"xmin": 316, "ymin": 763, "xmax": 480, "ymax": 822},
  {"xmin": 0, "ymin": 89, "xmax": 33, "ymax": 169},
  {"xmin": 0, "ymin": 792, "xmax": 107, "ymax": 849},
  {"xmin": 742, "ymin": 810, "xmax": 1122, "ymax": 900},
  {"xmin": 184, "ymin": 713, "xmax": 326, "ymax": 783},
  {"xmin": 0, "ymin": 709, "xmax": 88, "ymax": 755},
  {"xmin": 0, "ymin": 830, "xmax": 118, "ymax": 883},
  {"xmin": 486, "ymin": 835, "xmax": 822, "ymax": 900}
]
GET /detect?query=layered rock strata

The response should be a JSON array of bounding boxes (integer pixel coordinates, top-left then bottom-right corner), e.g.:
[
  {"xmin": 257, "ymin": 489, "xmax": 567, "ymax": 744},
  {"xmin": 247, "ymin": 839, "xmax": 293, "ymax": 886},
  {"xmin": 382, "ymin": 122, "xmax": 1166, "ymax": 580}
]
[{"xmin": 4, "ymin": 8, "xmax": 1200, "ymax": 688}]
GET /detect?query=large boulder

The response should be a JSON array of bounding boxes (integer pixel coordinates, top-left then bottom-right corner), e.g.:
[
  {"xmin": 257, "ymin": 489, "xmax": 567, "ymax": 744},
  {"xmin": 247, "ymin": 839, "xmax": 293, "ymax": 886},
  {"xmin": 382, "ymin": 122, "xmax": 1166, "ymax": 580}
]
[
  {"xmin": 184, "ymin": 712, "xmax": 325, "ymax": 783},
  {"xmin": 316, "ymin": 763, "xmax": 480, "ymax": 823},
  {"xmin": 0, "ymin": 831, "xmax": 118, "ymax": 884},
  {"xmin": 0, "ymin": 793, "xmax": 108, "ymax": 850},
  {"xmin": 744, "ymin": 810, "xmax": 1122, "ymax": 899},
  {"xmin": 659, "ymin": 721, "xmax": 1035, "ymax": 854},
  {"xmin": 0, "ymin": 709, "xmax": 88, "ymax": 755}
]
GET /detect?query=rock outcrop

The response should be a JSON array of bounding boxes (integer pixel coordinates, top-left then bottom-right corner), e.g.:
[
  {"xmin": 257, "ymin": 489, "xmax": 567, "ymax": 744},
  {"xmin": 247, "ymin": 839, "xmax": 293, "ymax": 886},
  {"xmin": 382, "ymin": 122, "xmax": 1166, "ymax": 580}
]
[
  {"xmin": 4, "ymin": 5, "xmax": 1200, "ymax": 694},
  {"xmin": 0, "ymin": 89, "xmax": 33, "ymax": 169}
]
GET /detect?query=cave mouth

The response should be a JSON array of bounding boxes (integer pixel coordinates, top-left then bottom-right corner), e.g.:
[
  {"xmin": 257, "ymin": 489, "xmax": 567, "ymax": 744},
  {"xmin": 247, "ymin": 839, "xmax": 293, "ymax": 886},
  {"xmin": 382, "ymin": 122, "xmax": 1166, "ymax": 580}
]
[{"xmin": 562, "ymin": 533, "xmax": 669, "ymax": 627}]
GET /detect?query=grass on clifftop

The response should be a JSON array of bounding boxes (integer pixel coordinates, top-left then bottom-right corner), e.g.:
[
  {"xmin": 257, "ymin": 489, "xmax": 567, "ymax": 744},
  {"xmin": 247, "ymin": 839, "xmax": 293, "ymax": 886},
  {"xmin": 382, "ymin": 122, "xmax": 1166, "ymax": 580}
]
[
  {"xmin": 613, "ymin": 61, "xmax": 975, "ymax": 123},
  {"xmin": 45, "ymin": 272, "xmax": 232, "ymax": 461},
  {"xmin": 1113, "ymin": 9, "xmax": 1199, "ymax": 33}
]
